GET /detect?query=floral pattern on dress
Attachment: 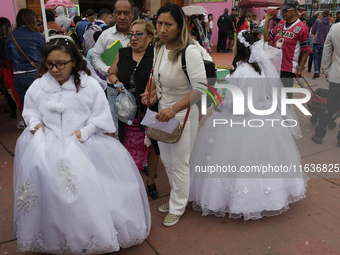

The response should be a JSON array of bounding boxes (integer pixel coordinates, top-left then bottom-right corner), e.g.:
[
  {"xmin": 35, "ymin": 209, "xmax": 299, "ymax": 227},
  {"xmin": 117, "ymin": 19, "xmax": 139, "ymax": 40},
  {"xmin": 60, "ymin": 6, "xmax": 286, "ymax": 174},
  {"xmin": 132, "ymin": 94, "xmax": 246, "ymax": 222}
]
[
  {"xmin": 16, "ymin": 179, "xmax": 38, "ymax": 215},
  {"xmin": 59, "ymin": 161, "xmax": 79, "ymax": 201}
]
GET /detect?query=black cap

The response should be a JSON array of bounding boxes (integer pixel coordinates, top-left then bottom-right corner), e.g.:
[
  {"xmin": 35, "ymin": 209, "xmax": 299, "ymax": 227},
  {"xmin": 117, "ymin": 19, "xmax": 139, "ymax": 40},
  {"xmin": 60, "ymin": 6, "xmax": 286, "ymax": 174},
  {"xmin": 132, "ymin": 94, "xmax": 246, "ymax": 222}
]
[
  {"xmin": 85, "ymin": 9, "xmax": 95, "ymax": 17},
  {"xmin": 232, "ymin": 7, "xmax": 237, "ymax": 11},
  {"xmin": 279, "ymin": 0, "xmax": 299, "ymax": 11}
]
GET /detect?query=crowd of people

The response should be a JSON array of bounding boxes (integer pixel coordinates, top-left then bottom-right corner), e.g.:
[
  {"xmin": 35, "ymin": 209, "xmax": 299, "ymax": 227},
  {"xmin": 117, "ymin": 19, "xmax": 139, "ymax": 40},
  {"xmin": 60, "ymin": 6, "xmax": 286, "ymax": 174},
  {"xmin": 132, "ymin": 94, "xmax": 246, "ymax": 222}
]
[{"xmin": 0, "ymin": 0, "xmax": 339, "ymax": 253}]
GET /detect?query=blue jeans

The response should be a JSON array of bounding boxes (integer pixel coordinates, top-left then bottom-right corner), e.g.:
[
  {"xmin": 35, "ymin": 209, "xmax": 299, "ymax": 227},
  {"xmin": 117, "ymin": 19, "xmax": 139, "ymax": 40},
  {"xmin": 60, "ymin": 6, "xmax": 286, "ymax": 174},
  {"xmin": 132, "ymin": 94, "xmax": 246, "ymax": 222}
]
[
  {"xmin": 313, "ymin": 44, "xmax": 323, "ymax": 74},
  {"xmin": 207, "ymin": 32, "xmax": 212, "ymax": 41},
  {"xmin": 315, "ymin": 82, "xmax": 340, "ymax": 140},
  {"xmin": 107, "ymin": 86, "xmax": 119, "ymax": 138},
  {"xmin": 14, "ymin": 71, "xmax": 38, "ymax": 107}
]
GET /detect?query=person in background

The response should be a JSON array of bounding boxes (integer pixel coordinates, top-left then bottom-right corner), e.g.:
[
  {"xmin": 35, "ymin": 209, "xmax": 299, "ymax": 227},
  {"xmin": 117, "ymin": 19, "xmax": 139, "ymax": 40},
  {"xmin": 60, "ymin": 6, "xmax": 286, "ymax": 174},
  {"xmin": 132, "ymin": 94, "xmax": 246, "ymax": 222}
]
[
  {"xmin": 252, "ymin": 15, "xmax": 258, "ymax": 29},
  {"xmin": 300, "ymin": 17, "xmax": 314, "ymax": 73},
  {"xmin": 207, "ymin": 14, "xmax": 213, "ymax": 42},
  {"xmin": 311, "ymin": 9, "xmax": 331, "ymax": 80},
  {"xmin": 35, "ymin": 13, "xmax": 42, "ymax": 27},
  {"xmin": 93, "ymin": 0, "xmax": 134, "ymax": 138},
  {"xmin": 86, "ymin": 31, "xmax": 103, "ymax": 66},
  {"xmin": 6, "ymin": 8, "xmax": 45, "ymax": 107},
  {"xmin": 237, "ymin": 15, "xmax": 248, "ymax": 32},
  {"xmin": 68, "ymin": 15, "xmax": 81, "ymax": 35},
  {"xmin": 95, "ymin": 8, "xmax": 113, "ymax": 31},
  {"xmin": 308, "ymin": 11, "xmax": 319, "ymax": 29},
  {"xmin": 0, "ymin": 17, "xmax": 24, "ymax": 129},
  {"xmin": 264, "ymin": 0, "xmax": 310, "ymax": 99},
  {"xmin": 55, "ymin": 6, "xmax": 71, "ymax": 31},
  {"xmin": 76, "ymin": 9, "xmax": 95, "ymax": 48},
  {"xmin": 335, "ymin": 11, "xmax": 340, "ymax": 23},
  {"xmin": 140, "ymin": 9, "xmax": 151, "ymax": 21},
  {"xmin": 311, "ymin": 22, "xmax": 340, "ymax": 146},
  {"xmin": 39, "ymin": 10, "xmax": 67, "ymax": 35},
  {"xmin": 248, "ymin": 13, "xmax": 254, "ymax": 30},
  {"xmin": 217, "ymin": 8, "xmax": 232, "ymax": 53}
]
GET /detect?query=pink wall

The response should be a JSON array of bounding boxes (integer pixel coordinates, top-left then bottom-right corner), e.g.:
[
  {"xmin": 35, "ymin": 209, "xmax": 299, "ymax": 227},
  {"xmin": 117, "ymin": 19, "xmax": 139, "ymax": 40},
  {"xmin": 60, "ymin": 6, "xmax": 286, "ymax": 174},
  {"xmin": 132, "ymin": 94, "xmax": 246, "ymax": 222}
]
[
  {"xmin": 194, "ymin": 2, "xmax": 232, "ymax": 46},
  {"xmin": 1, "ymin": 0, "xmax": 17, "ymax": 24}
]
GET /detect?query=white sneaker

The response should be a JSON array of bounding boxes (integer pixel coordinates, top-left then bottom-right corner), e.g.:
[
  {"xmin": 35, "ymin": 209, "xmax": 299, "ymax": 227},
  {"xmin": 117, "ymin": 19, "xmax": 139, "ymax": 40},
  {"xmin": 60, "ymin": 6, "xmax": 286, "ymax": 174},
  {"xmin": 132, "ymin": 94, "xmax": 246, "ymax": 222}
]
[{"xmin": 17, "ymin": 121, "xmax": 25, "ymax": 129}]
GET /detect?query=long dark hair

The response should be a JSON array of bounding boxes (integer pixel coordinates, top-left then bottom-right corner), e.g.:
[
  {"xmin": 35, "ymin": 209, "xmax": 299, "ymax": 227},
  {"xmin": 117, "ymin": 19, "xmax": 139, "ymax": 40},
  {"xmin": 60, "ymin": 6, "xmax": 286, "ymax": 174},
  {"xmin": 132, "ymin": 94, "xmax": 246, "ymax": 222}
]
[
  {"xmin": 237, "ymin": 15, "xmax": 246, "ymax": 31},
  {"xmin": 37, "ymin": 37, "xmax": 91, "ymax": 92},
  {"xmin": 16, "ymin": 9, "xmax": 39, "ymax": 32},
  {"xmin": 230, "ymin": 30, "xmax": 261, "ymax": 75},
  {"xmin": 0, "ymin": 17, "xmax": 11, "ymax": 69}
]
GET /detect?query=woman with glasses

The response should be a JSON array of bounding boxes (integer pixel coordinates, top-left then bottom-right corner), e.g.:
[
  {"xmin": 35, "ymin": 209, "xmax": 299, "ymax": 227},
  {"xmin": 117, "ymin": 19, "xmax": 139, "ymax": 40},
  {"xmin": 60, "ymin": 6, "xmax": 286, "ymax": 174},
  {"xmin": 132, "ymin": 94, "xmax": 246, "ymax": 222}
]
[
  {"xmin": 108, "ymin": 19, "xmax": 160, "ymax": 199},
  {"xmin": 13, "ymin": 34, "xmax": 151, "ymax": 253},
  {"xmin": 6, "ymin": 9, "xmax": 45, "ymax": 108}
]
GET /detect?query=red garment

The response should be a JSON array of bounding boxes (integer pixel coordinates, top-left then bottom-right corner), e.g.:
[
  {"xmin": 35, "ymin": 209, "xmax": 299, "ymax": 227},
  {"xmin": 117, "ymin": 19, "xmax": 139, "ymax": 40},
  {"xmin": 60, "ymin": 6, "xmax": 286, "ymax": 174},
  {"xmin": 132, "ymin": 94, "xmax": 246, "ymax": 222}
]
[
  {"xmin": 39, "ymin": 22, "xmax": 67, "ymax": 34},
  {"xmin": 238, "ymin": 21, "xmax": 248, "ymax": 32},
  {"xmin": 270, "ymin": 19, "xmax": 311, "ymax": 73},
  {"xmin": 0, "ymin": 62, "xmax": 22, "ymax": 110},
  {"xmin": 123, "ymin": 119, "xmax": 149, "ymax": 170}
]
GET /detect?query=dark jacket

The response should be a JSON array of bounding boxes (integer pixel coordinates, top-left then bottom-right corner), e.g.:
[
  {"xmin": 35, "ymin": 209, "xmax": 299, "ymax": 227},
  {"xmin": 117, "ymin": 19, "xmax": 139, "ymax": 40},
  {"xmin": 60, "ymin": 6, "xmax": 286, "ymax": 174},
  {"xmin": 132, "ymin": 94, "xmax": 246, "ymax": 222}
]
[
  {"xmin": 308, "ymin": 15, "xmax": 317, "ymax": 29},
  {"xmin": 6, "ymin": 27, "xmax": 45, "ymax": 72},
  {"xmin": 311, "ymin": 17, "xmax": 331, "ymax": 45},
  {"xmin": 217, "ymin": 13, "xmax": 232, "ymax": 30}
]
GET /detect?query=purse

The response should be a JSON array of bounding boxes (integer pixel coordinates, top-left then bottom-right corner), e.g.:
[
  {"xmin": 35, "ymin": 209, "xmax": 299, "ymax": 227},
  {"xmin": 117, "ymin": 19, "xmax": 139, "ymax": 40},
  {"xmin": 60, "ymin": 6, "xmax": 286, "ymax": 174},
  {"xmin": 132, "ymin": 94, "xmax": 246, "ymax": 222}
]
[
  {"xmin": 145, "ymin": 69, "xmax": 190, "ymax": 144},
  {"xmin": 10, "ymin": 32, "xmax": 39, "ymax": 70}
]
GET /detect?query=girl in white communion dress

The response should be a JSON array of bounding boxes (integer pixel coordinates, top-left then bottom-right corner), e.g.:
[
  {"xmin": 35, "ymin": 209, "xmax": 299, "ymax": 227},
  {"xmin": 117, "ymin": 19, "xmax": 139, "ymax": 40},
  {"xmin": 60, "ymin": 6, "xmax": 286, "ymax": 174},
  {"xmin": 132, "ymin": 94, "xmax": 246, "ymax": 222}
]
[
  {"xmin": 189, "ymin": 30, "xmax": 308, "ymax": 220},
  {"xmin": 13, "ymin": 35, "xmax": 151, "ymax": 254}
]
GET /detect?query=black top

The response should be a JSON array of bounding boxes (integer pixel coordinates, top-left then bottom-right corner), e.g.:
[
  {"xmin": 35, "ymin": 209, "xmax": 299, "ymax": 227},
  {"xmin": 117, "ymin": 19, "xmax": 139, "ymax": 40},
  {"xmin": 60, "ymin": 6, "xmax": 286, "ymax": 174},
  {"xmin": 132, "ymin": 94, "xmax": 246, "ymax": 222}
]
[
  {"xmin": 117, "ymin": 46, "xmax": 159, "ymax": 147},
  {"xmin": 230, "ymin": 14, "xmax": 237, "ymax": 30},
  {"xmin": 217, "ymin": 13, "xmax": 232, "ymax": 30}
]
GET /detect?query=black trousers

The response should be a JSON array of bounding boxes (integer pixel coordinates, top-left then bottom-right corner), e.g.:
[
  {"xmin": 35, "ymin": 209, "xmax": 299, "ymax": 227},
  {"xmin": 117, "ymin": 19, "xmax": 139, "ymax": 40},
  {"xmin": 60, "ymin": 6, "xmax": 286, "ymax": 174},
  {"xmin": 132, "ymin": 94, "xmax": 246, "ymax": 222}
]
[
  {"xmin": 217, "ymin": 29, "xmax": 228, "ymax": 52},
  {"xmin": 280, "ymin": 71, "xmax": 295, "ymax": 99}
]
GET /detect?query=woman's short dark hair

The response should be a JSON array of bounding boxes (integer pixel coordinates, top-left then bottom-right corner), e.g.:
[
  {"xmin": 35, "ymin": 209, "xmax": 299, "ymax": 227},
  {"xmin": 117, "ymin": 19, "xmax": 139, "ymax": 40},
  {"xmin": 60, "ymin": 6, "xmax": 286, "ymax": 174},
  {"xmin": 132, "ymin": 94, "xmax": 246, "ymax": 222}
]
[
  {"xmin": 46, "ymin": 10, "xmax": 55, "ymax": 22},
  {"xmin": 38, "ymin": 36, "xmax": 91, "ymax": 92},
  {"xmin": 231, "ymin": 30, "xmax": 261, "ymax": 76},
  {"xmin": 16, "ymin": 9, "xmax": 39, "ymax": 32}
]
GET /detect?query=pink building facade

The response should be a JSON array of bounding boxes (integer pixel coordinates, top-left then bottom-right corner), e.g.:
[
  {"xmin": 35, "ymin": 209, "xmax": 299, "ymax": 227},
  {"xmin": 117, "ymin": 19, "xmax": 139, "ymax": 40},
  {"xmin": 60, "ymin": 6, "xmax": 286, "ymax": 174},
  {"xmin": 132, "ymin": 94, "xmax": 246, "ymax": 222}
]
[{"xmin": 1, "ymin": 0, "xmax": 17, "ymax": 24}]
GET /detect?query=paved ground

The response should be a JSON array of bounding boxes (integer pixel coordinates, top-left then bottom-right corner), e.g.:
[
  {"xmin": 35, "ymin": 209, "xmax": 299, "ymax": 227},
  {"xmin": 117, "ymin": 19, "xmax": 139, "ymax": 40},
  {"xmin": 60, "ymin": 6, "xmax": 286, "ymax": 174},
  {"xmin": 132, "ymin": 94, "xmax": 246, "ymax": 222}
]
[{"xmin": 0, "ymin": 49, "xmax": 339, "ymax": 255}]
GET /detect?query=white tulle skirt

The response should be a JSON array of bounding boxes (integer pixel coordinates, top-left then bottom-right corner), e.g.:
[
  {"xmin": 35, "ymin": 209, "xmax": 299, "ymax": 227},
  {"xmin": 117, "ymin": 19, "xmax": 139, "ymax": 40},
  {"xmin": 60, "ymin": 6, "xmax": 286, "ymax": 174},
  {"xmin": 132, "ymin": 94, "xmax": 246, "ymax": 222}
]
[
  {"xmin": 189, "ymin": 109, "xmax": 309, "ymax": 220},
  {"xmin": 13, "ymin": 128, "xmax": 151, "ymax": 254}
]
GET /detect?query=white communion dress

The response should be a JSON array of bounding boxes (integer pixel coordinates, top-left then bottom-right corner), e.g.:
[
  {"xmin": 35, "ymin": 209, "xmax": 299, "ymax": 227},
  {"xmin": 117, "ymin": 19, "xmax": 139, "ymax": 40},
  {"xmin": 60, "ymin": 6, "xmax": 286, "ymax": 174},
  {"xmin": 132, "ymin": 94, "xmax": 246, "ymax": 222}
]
[
  {"xmin": 189, "ymin": 42, "xmax": 309, "ymax": 220},
  {"xmin": 13, "ymin": 72, "xmax": 151, "ymax": 254}
]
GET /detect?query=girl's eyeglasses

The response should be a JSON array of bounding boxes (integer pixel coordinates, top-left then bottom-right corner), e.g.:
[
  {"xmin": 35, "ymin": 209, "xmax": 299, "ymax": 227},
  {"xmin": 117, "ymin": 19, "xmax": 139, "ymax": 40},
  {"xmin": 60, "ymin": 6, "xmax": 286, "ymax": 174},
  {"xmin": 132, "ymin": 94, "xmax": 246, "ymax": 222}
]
[
  {"xmin": 45, "ymin": 59, "xmax": 73, "ymax": 70},
  {"xmin": 126, "ymin": 33, "xmax": 147, "ymax": 39}
]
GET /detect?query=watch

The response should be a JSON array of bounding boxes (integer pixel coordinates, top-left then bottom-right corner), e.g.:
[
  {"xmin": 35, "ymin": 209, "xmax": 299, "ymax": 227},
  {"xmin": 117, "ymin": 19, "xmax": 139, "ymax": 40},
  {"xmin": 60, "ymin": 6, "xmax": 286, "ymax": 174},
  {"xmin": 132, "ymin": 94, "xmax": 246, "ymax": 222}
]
[{"xmin": 114, "ymin": 79, "xmax": 119, "ymax": 84}]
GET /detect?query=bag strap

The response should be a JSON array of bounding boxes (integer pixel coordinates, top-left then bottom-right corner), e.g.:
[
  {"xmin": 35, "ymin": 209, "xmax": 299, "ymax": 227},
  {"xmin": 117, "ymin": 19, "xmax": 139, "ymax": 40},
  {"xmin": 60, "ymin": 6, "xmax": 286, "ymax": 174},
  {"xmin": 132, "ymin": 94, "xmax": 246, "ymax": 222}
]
[
  {"xmin": 181, "ymin": 44, "xmax": 190, "ymax": 81},
  {"xmin": 11, "ymin": 31, "xmax": 38, "ymax": 70}
]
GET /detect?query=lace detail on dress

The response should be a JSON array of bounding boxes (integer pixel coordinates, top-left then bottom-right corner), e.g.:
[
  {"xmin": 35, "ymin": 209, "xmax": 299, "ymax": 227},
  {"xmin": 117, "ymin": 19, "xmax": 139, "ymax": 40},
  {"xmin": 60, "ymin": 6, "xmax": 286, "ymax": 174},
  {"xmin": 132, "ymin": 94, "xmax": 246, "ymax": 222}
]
[
  {"xmin": 16, "ymin": 179, "xmax": 38, "ymax": 215},
  {"xmin": 216, "ymin": 179, "xmax": 249, "ymax": 196},
  {"xmin": 82, "ymin": 234, "xmax": 119, "ymax": 254},
  {"xmin": 118, "ymin": 223, "xmax": 149, "ymax": 248},
  {"xmin": 14, "ymin": 218, "xmax": 18, "ymax": 237},
  {"xmin": 59, "ymin": 161, "xmax": 79, "ymax": 200},
  {"xmin": 18, "ymin": 231, "xmax": 45, "ymax": 252},
  {"xmin": 57, "ymin": 239, "xmax": 73, "ymax": 254}
]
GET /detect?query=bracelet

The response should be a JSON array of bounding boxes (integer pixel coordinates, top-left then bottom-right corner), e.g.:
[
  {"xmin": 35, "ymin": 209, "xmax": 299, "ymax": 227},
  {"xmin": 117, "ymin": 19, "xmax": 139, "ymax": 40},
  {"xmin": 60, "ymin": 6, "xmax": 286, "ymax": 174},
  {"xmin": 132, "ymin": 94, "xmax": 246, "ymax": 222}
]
[
  {"xmin": 114, "ymin": 79, "xmax": 119, "ymax": 84},
  {"xmin": 170, "ymin": 106, "xmax": 176, "ymax": 117}
]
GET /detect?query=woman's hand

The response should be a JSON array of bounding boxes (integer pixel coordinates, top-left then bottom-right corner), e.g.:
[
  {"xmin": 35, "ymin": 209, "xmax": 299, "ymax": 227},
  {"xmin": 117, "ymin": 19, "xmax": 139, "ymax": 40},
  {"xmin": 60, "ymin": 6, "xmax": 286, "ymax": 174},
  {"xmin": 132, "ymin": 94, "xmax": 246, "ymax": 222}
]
[
  {"xmin": 156, "ymin": 108, "xmax": 174, "ymax": 122},
  {"xmin": 140, "ymin": 89, "xmax": 157, "ymax": 106},
  {"xmin": 72, "ymin": 130, "xmax": 82, "ymax": 139},
  {"xmin": 30, "ymin": 123, "xmax": 45, "ymax": 134},
  {"xmin": 115, "ymin": 81, "xmax": 125, "ymax": 93}
]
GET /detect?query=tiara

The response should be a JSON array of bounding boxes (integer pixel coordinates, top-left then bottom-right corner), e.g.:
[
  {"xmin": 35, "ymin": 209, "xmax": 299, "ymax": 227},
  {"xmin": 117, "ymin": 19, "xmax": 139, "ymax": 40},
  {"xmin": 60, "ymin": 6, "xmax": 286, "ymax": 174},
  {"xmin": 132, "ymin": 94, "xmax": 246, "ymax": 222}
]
[
  {"xmin": 237, "ymin": 30, "xmax": 251, "ymax": 48},
  {"xmin": 47, "ymin": 34, "xmax": 73, "ymax": 43}
]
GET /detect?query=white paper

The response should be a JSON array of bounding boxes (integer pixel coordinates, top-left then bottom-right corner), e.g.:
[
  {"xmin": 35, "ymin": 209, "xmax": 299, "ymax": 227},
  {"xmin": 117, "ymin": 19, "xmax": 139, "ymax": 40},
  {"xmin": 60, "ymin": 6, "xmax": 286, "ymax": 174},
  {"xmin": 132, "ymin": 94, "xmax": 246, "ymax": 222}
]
[{"xmin": 141, "ymin": 109, "xmax": 180, "ymax": 134}]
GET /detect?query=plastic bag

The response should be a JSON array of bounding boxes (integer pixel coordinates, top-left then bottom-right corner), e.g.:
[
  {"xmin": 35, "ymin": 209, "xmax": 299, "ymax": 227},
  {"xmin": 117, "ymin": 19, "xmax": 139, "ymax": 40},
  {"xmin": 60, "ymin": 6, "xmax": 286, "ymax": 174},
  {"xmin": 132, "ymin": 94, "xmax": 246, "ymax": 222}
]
[{"xmin": 114, "ymin": 89, "xmax": 137, "ymax": 125}]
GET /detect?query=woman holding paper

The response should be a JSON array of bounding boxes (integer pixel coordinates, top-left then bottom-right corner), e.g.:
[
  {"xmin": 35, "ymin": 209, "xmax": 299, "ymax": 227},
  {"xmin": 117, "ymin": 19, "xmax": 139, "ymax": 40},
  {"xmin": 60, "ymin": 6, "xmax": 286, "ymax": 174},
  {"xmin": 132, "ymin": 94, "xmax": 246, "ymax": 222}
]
[
  {"xmin": 108, "ymin": 19, "xmax": 160, "ymax": 199},
  {"xmin": 141, "ymin": 3, "xmax": 206, "ymax": 227}
]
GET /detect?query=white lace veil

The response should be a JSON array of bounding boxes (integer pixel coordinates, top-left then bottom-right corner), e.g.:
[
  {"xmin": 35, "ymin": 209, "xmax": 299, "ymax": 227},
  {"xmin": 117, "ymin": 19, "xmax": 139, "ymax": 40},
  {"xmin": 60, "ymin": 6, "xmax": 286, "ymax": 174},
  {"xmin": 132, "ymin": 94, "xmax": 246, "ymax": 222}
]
[{"xmin": 239, "ymin": 31, "xmax": 302, "ymax": 138}]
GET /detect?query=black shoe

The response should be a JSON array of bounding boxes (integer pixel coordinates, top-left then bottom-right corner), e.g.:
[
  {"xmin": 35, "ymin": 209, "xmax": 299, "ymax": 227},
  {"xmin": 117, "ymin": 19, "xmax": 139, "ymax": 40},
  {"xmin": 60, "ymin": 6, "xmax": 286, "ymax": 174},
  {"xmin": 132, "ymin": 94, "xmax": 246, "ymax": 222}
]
[
  {"xmin": 217, "ymin": 50, "xmax": 221, "ymax": 53},
  {"xmin": 308, "ymin": 70, "xmax": 311, "ymax": 72},
  {"xmin": 312, "ymin": 73, "xmax": 319, "ymax": 80},
  {"xmin": 9, "ymin": 113, "xmax": 17, "ymax": 119},
  {"xmin": 147, "ymin": 182, "xmax": 158, "ymax": 199}
]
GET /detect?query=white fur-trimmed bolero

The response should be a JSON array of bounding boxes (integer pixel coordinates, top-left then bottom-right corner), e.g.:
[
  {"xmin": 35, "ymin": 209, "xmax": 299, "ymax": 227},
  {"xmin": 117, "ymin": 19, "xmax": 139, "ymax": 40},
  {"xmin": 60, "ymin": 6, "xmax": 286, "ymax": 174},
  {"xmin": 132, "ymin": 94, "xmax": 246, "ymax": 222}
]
[{"xmin": 23, "ymin": 72, "xmax": 116, "ymax": 140}]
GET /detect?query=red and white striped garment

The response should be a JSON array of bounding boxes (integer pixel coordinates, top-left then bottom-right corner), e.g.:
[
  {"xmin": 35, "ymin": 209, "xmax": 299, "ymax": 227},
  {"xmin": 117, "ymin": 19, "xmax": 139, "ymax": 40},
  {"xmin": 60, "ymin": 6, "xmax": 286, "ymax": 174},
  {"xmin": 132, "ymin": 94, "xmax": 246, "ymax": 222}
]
[{"xmin": 270, "ymin": 19, "xmax": 311, "ymax": 73}]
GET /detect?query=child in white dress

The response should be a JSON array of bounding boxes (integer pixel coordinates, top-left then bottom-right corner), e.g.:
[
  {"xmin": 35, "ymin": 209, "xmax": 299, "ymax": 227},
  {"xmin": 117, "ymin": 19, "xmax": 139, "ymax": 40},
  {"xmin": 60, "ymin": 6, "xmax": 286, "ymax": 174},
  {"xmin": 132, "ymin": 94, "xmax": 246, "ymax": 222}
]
[
  {"xmin": 189, "ymin": 30, "xmax": 308, "ymax": 220},
  {"xmin": 14, "ymin": 35, "xmax": 151, "ymax": 254}
]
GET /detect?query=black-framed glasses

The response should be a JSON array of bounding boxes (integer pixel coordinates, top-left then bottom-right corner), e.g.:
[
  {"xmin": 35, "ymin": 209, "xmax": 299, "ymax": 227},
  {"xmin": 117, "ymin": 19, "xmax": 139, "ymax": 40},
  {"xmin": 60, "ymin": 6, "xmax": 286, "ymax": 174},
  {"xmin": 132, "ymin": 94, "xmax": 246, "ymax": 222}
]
[
  {"xmin": 126, "ymin": 32, "xmax": 147, "ymax": 40},
  {"xmin": 45, "ymin": 59, "xmax": 73, "ymax": 70}
]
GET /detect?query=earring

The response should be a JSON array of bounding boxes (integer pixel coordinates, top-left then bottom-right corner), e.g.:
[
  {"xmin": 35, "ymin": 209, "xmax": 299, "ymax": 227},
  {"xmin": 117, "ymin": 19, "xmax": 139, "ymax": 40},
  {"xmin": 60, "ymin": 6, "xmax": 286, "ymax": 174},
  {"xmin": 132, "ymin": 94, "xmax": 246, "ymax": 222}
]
[{"xmin": 73, "ymin": 65, "xmax": 76, "ymax": 67}]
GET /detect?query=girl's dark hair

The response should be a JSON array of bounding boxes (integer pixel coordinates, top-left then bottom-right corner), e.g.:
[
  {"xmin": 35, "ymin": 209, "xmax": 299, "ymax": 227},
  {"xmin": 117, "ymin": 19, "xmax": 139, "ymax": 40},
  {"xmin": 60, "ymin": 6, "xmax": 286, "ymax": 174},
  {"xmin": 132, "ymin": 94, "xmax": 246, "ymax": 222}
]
[
  {"xmin": 237, "ymin": 15, "xmax": 246, "ymax": 31},
  {"xmin": 230, "ymin": 30, "xmax": 262, "ymax": 76},
  {"xmin": 37, "ymin": 37, "xmax": 91, "ymax": 92},
  {"xmin": 16, "ymin": 9, "xmax": 39, "ymax": 32},
  {"xmin": 0, "ymin": 17, "xmax": 11, "ymax": 69}
]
